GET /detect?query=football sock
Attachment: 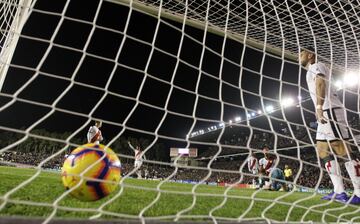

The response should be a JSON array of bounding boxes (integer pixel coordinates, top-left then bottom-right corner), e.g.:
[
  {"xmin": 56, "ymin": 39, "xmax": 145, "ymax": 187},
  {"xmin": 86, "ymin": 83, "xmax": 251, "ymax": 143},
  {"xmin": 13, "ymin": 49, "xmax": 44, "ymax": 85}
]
[
  {"xmin": 345, "ymin": 160, "xmax": 360, "ymax": 197},
  {"xmin": 325, "ymin": 160, "xmax": 345, "ymax": 194}
]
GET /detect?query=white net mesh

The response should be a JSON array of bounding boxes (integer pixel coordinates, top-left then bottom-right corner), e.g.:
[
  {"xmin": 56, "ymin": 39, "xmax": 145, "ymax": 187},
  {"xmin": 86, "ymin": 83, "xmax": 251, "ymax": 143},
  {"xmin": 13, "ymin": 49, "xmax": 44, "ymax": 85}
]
[
  {"xmin": 0, "ymin": 0, "xmax": 360, "ymax": 223},
  {"xmin": 134, "ymin": 0, "xmax": 360, "ymax": 70}
]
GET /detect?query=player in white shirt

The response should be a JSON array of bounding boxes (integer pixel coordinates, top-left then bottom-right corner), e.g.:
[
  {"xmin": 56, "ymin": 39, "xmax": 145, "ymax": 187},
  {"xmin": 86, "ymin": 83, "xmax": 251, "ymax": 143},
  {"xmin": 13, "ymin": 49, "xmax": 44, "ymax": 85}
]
[
  {"xmin": 128, "ymin": 141, "xmax": 143, "ymax": 179},
  {"xmin": 87, "ymin": 121, "xmax": 103, "ymax": 144},
  {"xmin": 300, "ymin": 47, "xmax": 360, "ymax": 204},
  {"xmin": 247, "ymin": 153, "xmax": 258, "ymax": 186},
  {"xmin": 258, "ymin": 147, "xmax": 275, "ymax": 175},
  {"xmin": 258, "ymin": 146, "xmax": 275, "ymax": 189}
]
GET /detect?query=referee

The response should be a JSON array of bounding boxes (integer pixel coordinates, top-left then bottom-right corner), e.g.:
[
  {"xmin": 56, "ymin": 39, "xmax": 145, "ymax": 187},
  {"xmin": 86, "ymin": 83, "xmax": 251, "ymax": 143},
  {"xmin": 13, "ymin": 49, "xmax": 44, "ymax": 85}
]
[{"xmin": 284, "ymin": 164, "xmax": 293, "ymax": 191}]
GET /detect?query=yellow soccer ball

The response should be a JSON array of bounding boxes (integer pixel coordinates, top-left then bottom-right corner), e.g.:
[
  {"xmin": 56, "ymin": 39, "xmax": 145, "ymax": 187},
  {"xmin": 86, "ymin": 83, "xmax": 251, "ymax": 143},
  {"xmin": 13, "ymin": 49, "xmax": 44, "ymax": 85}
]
[{"xmin": 61, "ymin": 143, "xmax": 121, "ymax": 201}]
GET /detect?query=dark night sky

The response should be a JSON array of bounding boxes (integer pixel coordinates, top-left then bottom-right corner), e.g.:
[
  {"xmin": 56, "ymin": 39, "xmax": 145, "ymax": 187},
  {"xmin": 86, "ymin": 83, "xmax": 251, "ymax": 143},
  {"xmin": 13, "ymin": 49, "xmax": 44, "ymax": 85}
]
[{"xmin": 0, "ymin": 0, "xmax": 325, "ymax": 150}]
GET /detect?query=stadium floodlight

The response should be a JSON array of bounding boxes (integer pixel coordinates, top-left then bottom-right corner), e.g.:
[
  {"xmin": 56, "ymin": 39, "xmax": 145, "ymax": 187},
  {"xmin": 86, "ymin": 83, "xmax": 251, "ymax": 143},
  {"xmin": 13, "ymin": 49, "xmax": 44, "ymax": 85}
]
[
  {"xmin": 281, "ymin": 97, "xmax": 294, "ymax": 107},
  {"xmin": 229, "ymin": 120, "xmax": 233, "ymax": 124},
  {"xmin": 219, "ymin": 122, "xmax": 225, "ymax": 127},
  {"xmin": 257, "ymin": 110, "xmax": 262, "ymax": 114},
  {"xmin": 265, "ymin": 105, "xmax": 274, "ymax": 113},
  {"xmin": 334, "ymin": 80, "xmax": 343, "ymax": 89},
  {"xmin": 343, "ymin": 72, "xmax": 359, "ymax": 87},
  {"xmin": 246, "ymin": 113, "xmax": 251, "ymax": 118},
  {"xmin": 297, "ymin": 96, "xmax": 302, "ymax": 101},
  {"xmin": 235, "ymin": 116, "xmax": 241, "ymax": 122},
  {"xmin": 251, "ymin": 112, "xmax": 255, "ymax": 117}
]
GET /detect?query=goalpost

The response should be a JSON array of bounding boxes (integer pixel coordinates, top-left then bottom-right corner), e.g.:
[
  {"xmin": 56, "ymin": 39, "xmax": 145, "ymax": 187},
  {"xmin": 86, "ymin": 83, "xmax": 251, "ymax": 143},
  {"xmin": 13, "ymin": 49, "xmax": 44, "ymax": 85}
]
[
  {"xmin": 0, "ymin": 0, "xmax": 360, "ymax": 223},
  {"xmin": 0, "ymin": 0, "xmax": 32, "ymax": 91}
]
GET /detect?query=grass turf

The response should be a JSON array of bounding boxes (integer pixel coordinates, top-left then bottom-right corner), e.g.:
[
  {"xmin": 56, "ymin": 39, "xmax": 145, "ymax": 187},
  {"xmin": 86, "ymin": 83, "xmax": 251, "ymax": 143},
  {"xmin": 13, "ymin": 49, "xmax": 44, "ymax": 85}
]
[{"xmin": 0, "ymin": 166, "xmax": 359, "ymax": 223}]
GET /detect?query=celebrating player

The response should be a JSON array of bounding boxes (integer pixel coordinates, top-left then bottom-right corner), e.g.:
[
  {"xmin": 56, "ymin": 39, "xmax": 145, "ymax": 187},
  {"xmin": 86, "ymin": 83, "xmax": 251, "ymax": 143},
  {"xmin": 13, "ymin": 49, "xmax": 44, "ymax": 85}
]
[
  {"xmin": 300, "ymin": 47, "xmax": 360, "ymax": 204},
  {"xmin": 87, "ymin": 120, "xmax": 103, "ymax": 144},
  {"xmin": 128, "ymin": 141, "xmax": 143, "ymax": 179}
]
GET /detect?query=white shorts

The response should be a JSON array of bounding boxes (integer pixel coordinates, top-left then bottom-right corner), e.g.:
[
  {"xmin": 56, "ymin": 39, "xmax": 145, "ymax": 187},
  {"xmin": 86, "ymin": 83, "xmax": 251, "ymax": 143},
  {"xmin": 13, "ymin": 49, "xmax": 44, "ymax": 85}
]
[
  {"xmin": 134, "ymin": 160, "xmax": 142, "ymax": 169},
  {"xmin": 316, "ymin": 107, "xmax": 349, "ymax": 141}
]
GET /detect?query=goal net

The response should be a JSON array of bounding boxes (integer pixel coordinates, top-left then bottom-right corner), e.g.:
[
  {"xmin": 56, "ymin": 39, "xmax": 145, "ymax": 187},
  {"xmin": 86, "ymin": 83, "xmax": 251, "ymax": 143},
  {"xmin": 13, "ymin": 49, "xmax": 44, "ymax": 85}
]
[{"xmin": 0, "ymin": 0, "xmax": 360, "ymax": 223}]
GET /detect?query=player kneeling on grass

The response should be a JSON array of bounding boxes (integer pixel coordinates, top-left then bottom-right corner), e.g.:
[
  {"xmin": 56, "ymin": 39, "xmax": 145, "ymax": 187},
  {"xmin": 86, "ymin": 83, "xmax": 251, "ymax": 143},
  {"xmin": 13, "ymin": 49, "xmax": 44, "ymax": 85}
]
[{"xmin": 269, "ymin": 168, "xmax": 287, "ymax": 191}]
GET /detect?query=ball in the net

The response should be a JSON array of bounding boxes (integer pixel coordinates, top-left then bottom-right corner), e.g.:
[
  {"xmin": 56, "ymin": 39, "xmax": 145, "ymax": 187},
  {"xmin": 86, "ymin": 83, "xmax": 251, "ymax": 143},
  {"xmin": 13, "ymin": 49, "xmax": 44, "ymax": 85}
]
[{"xmin": 61, "ymin": 143, "xmax": 121, "ymax": 201}]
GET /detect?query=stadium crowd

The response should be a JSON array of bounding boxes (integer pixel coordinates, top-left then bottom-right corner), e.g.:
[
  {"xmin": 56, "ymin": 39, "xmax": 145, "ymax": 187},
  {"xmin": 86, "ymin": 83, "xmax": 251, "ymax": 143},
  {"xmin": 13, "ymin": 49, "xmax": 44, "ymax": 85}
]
[{"xmin": 0, "ymin": 151, "xmax": 63, "ymax": 170}]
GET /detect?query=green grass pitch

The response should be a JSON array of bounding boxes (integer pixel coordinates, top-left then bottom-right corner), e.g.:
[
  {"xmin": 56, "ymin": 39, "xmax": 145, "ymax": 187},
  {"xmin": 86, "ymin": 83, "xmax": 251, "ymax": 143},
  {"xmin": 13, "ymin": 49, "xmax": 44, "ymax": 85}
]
[{"xmin": 0, "ymin": 166, "xmax": 359, "ymax": 223}]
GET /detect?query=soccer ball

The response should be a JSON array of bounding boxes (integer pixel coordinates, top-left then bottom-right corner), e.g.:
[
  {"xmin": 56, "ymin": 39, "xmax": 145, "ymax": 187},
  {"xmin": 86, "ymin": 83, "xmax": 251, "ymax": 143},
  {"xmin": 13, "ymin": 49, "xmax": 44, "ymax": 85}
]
[{"xmin": 61, "ymin": 143, "xmax": 121, "ymax": 201}]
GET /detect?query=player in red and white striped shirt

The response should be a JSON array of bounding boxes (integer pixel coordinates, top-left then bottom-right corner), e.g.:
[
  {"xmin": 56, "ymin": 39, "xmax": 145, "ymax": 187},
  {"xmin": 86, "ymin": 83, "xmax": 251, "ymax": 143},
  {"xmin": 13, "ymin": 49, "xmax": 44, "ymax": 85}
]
[
  {"xmin": 87, "ymin": 121, "xmax": 103, "ymax": 144},
  {"xmin": 247, "ymin": 153, "xmax": 258, "ymax": 186},
  {"xmin": 258, "ymin": 146, "xmax": 275, "ymax": 189},
  {"xmin": 128, "ymin": 141, "xmax": 143, "ymax": 178}
]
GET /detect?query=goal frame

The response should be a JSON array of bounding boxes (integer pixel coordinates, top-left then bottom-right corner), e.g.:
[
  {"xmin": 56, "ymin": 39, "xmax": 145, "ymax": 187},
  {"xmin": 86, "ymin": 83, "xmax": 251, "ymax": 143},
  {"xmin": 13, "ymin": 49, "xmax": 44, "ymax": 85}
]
[
  {"xmin": 0, "ymin": 0, "xmax": 33, "ymax": 91},
  {"xmin": 110, "ymin": 0, "xmax": 298, "ymax": 61}
]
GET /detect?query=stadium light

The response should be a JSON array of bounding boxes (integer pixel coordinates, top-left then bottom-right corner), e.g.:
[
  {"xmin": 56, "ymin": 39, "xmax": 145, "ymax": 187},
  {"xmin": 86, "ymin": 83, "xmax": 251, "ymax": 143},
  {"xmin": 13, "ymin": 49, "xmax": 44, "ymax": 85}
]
[
  {"xmin": 281, "ymin": 97, "xmax": 294, "ymax": 107},
  {"xmin": 251, "ymin": 112, "xmax": 255, "ymax": 117},
  {"xmin": 343, "ymin": 72, "xmax": 359, "ymax": 87},
  {"xmin": 257, "ymin": 110, "xmax": 262, "ymax": 114},
  {"xmin": 229, "ymin": 120, "xmax": 233, "ymax": 124},
  {"xmin": 235, "ymin": 116, "xmax": 241, "ymax": 122},
  {"xmin": 219, "ymin": 122, "xmax": 225, "ymax": 127},
  {"xmin": 334, "ymin": 80, "xmax": 343, "ymax": 89},
  {"xmin": 246, "ymin": 113, "xmax": 251, "ymax": 118},
  {"xmin": 265, "ymin": 105, "xmax": 274, "ymax": 113},
  {"xmin": 297, "ymin": 96, "xmax": 302, "ymax": 101},
  {"xmin": 334, "ymin": 72, "xmax": 360, "ymax": 90}
]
